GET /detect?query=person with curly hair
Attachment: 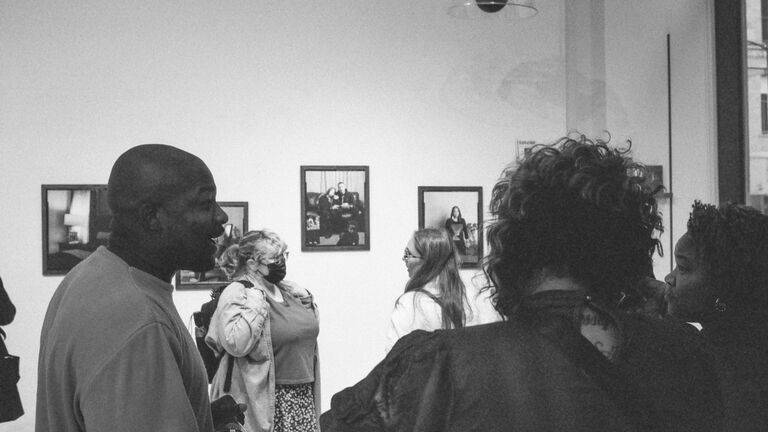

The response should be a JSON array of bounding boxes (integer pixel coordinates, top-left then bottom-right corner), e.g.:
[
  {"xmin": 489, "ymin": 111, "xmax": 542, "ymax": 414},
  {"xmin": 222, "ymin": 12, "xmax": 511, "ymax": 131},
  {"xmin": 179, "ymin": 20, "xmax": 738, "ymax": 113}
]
[
  {"xmin": 320, "ymin": 135, "xmax": 723, "ymax": 432},
  {"xmin": 665, "ymin": 201, "xmax": 768, "ymax": 431}
]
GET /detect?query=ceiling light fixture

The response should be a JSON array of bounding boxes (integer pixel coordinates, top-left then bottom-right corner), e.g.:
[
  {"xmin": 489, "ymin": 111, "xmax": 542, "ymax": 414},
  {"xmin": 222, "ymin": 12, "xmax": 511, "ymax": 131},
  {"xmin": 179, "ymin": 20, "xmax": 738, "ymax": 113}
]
[{"xmin": 447, "ymin": 0, "xmax": 538, "ymax": 20}]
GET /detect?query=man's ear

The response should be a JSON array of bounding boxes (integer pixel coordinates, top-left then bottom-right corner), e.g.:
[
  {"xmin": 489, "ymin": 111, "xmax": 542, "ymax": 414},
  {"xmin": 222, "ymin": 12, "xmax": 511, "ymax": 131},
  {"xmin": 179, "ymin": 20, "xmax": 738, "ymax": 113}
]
[{"xmin": 137, "ymin": 203, "xmax": 162, "ymax": 231}]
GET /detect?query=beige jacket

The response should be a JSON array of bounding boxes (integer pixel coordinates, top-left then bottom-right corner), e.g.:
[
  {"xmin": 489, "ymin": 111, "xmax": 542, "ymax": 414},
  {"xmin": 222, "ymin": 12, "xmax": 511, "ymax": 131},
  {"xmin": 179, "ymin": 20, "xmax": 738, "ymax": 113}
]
[{"xmin": 205, "ymin": 276, "xmax": 320, "ymax": 432}]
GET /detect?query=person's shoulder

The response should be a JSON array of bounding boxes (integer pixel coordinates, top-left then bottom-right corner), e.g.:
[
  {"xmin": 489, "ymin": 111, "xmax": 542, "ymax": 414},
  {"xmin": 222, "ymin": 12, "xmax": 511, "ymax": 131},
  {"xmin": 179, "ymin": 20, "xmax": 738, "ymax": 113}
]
[
  {"xmin": 55, "ymin": 248, "xmax": 145, "ymax": 313},
  {"xmin": 395, "ymin": 289, "xmax": 438, "ymax": 309},
  {"xmin": 449, "ymin": 320, "xmax": 514, "ymax": 344},
  {"xmin": 387, "ymin": 328, "xmax": 448, "ymax": 362},
  {"xmin": 622, "ymin": 312, "xmax": 715, "ymax": 360},
  {"xmin": 389, "ymin": 321, "xmax": 514, "ymax": 363},
  {"xmin": 220, "ymin": 280, "xmax": 267, "ymax": 303}
]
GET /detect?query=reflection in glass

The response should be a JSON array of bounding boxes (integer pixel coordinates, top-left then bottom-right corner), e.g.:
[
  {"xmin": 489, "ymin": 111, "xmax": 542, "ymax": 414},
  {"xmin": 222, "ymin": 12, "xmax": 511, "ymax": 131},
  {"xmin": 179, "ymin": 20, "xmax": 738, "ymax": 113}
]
[{"xmin": 747, "ymin": 0, "xmax": 768, "ymax": 213}]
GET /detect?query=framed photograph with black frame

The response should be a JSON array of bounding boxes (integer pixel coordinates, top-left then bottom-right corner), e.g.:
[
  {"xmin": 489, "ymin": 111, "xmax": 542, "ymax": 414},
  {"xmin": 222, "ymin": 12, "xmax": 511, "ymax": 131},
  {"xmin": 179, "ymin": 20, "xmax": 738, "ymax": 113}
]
[
  {"xmin": 175, "ymin": 201, "xmax": 249, "ymax": 290},
  {"xmin": 42, "ymin": 184, "xmax": 111, "ymax": 275},
  {"xmin": 418, "ymin": 186, "xmax": 483, "ymax": 268},
  {"xmin": 300, "ymin": 165, "xmax": 370, "ymax": 251}
]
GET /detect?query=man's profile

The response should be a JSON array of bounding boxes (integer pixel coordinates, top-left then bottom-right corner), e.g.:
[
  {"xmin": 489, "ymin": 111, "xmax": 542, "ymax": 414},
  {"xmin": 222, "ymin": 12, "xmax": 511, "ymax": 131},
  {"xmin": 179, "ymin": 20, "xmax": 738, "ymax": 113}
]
[{"xmin": 37, "ymin": 144, "xmax": 230, "ymax": 432}]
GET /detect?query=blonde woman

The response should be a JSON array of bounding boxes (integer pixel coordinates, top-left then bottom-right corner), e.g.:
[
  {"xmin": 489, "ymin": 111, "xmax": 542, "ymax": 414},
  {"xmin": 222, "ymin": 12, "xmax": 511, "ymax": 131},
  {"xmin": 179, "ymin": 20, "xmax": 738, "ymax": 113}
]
[{"xmin": 206, "ymin": 230, "xmax": 320, "ymax": 432}]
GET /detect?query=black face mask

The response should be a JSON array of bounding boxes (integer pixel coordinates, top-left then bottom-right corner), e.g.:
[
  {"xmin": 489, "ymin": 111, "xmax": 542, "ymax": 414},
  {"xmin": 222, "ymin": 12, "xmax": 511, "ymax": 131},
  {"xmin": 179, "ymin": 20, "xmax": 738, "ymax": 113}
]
[{"xmin": 264, "ymin": 262, "xmax": 286, "ymax": 284}]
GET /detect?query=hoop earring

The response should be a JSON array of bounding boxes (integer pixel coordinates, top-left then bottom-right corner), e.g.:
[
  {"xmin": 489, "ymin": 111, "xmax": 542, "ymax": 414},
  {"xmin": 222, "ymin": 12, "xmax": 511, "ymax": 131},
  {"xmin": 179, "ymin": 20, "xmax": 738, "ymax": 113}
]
[{"xmin": 714, "ymin": 298, "xmax": 727, "ymax": 313}]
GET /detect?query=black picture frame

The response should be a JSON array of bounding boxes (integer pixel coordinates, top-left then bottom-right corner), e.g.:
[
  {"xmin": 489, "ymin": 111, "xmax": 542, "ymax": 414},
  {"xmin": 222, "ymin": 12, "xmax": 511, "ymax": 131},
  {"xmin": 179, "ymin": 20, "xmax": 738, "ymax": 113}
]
[
  {"xmin": 175, "ymin": 202, "xmax": 249, "ymax": 290},
  {"xmin": 42, "ymin": 184, "xmax": 111, "ymax": 276},
  {"xmin": 418, "ymin": 186, "xmax": 483, "ymax": 268},
  {"xmin": 300, "ymin": 165, "xmax": 370, "ymax": 252}
]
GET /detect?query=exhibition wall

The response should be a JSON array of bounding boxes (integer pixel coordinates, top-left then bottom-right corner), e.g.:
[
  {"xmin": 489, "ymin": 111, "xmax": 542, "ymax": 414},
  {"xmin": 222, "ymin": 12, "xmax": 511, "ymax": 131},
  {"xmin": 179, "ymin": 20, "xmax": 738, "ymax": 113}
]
[{"xmin": 0, "ymin": 0, "xmax": 716, "ymax": 429}]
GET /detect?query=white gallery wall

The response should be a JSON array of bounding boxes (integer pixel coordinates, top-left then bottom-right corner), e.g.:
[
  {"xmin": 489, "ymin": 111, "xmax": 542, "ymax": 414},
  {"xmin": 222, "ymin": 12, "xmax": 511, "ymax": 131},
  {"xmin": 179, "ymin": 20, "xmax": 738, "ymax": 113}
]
[{"xmin": 0, "ymin": 1, "xmax": 715, "ymax": 430}]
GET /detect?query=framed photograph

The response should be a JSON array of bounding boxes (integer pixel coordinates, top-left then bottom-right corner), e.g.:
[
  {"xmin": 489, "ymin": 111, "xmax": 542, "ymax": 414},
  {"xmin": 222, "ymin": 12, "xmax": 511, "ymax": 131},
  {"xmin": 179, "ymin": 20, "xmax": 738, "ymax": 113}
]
[
  {"xmin": 42, "ymin": 185, "xmax": 111, "ymax": 275},
  {"xmin": 516, "ymin": 139, "xmax": 539, "ymax": 161},
  {"xmin": 300, "ymin": 166, "xmax": 370, "ymax": 251},
  {"xmin": 645, "ymin": 165, "xmax": 667, "ymax": 192},
  {"xmin": 418, "ymin": 186, "xmax": 483, "ymax": 268},
  {"xmin": 176, "ymin": 202, "xmax": 249, "ymax": 290}
]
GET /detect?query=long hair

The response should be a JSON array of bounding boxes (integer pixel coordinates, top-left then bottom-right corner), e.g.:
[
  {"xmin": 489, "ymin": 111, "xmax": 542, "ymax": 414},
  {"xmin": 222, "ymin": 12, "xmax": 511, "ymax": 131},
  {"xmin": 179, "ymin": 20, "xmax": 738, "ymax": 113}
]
[
  {"xmin": 404, "ymin": 228, "xmax": 467, "ymax": 329},
  {"xmin": 687, "ymin": 201, "xmax": 768, "ymax": 313},
  {"xmin": 483, "ymin": 134, "xmax": 663, "ymax": 316},
  {"xmin": 450, "ymin": 206, "xmax": 462, "ymax": 221}
]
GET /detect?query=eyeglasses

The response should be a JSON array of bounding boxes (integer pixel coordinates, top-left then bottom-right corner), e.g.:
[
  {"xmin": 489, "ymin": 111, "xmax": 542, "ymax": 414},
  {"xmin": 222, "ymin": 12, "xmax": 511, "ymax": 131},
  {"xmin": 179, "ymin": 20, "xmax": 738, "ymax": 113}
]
[
  {"xmin": 263, "ymin": 251, "xmax": 289, "ymax": 265},
  {"xmin": 402, "ymin": 248, "xmax": 422, "ymax": 262}
]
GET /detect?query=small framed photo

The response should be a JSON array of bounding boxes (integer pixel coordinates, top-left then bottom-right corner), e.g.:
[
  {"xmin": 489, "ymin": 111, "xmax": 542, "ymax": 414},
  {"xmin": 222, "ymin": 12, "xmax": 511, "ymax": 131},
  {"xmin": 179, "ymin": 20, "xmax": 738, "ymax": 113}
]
[
  {"xmin": 176, "ymin": 202, "xmax": 249, "ymax": 290},
  {"xmin": 418, "ymin": 186, "xmax": 483, "ymax": 268},
  {"xmin": 645, "ymin": 164, "xmax": 665, "ymax": 190},
  {"xmin": 42, "ymin": 184, "xmax": 111, "ymax": 275},
  {"xmin": 516, "ymin": 139, "xmax": 539, "ymax": 161},
  {"xmin": 419, "ymin": 186, "xmax": 483, "ymax": 268},
  {"xmin": 300, "ymin": 166, "xmax": 370, "ymax": 251}
]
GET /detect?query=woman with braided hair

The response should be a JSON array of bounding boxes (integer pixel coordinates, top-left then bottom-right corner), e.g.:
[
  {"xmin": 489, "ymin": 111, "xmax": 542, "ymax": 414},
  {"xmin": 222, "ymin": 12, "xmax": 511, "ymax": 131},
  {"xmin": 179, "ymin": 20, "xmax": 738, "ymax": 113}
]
[{"xmin": 665, "ymin": 201, "xmax": 768, "ymax": 431}]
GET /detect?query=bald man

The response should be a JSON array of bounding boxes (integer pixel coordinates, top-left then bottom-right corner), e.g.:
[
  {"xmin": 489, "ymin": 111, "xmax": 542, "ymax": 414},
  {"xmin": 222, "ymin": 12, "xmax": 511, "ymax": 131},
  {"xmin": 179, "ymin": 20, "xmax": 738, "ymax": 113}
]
[{"xmin": 37, "ymin": 145, "xmax": 229, "ymax": 432}]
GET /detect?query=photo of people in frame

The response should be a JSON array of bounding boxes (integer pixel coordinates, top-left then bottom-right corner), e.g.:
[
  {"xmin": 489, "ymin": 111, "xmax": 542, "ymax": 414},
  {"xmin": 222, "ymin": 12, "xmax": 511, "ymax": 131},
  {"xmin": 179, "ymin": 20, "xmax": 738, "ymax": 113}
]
[
  {"xmin": 301, "ymin": 166, "xmax": 369, "ymax": 251},
  {"xmin": 418, "ymin": 186, "xmax": 483, "ymax": 268}
]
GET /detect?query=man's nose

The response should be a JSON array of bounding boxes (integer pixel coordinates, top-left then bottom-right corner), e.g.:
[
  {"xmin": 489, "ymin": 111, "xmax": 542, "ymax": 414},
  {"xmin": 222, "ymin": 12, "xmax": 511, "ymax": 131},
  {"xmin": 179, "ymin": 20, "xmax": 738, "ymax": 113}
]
[{"xmin": 215, "ymin": 205, "xmax": 229, "ymax": 224}]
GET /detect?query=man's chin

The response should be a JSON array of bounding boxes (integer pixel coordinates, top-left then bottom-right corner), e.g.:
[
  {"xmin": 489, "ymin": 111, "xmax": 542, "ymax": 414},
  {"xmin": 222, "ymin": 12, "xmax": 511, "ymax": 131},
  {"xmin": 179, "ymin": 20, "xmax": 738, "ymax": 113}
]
[{"xmin": 181, "ymin": 257, "xmax": 216, "ymax": 273}]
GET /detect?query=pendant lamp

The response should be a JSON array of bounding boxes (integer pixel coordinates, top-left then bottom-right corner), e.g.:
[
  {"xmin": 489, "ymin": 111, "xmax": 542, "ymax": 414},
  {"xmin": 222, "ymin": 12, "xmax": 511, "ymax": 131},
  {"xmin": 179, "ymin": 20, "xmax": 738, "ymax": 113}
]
[{"xmin": 447, "ymin": 0, "xmax": 538, "ymax": 20}]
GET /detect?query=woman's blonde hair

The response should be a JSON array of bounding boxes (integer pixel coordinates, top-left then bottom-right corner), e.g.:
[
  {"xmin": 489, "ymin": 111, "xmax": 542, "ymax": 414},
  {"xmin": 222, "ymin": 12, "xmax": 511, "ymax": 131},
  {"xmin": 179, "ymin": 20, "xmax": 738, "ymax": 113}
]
[{"xmin": 217, "ymin": 230, "xmax": 286, "ymax": 280}]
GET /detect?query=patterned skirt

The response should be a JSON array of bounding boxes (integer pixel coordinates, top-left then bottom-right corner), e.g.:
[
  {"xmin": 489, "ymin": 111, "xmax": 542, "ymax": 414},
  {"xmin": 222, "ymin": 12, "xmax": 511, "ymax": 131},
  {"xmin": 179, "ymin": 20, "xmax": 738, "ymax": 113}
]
[{"xmin": 274, "ymin": 383, "xmax": 318, "ymax": 432}]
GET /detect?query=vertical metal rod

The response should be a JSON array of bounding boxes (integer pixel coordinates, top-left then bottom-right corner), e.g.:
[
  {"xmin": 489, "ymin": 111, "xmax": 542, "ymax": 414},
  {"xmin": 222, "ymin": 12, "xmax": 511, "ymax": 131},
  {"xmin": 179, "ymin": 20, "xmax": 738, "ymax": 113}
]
[{"xmin": 667, "ymin": 33, "xmax": 674, "ymax": 270}]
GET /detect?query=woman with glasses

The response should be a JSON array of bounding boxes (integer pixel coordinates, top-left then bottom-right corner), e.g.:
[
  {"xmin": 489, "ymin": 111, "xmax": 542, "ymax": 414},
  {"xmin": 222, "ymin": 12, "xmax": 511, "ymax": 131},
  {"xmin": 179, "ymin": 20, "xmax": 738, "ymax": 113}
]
[
  {"xmin": 384, "ymin": 228, "xmax": 499, "ymax": 352},
  {"xmin": 206, "ymin": 230, "xmax": 320, "ymax": 432}
]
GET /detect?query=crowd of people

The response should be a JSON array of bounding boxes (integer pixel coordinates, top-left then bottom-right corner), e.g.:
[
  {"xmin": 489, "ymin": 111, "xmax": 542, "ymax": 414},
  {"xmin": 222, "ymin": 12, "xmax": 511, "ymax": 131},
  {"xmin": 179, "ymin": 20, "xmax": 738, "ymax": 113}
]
[{"xmin": 30, "ymin": 136, "xmax": 768, "ymax": 432}]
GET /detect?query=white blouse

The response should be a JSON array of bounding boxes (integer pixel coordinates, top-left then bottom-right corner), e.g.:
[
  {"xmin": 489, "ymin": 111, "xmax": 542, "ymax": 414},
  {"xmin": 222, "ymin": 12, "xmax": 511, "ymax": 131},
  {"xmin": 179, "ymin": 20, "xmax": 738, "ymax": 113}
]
[{"xmin": 384, "ymin": 279, "xmax": 502, "ymax": 352}]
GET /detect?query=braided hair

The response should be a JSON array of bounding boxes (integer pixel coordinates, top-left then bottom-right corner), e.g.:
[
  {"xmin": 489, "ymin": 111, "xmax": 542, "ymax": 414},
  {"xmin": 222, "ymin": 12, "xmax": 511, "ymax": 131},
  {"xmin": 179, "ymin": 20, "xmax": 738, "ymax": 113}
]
[{"xmin": 686, "ymin": 201, "xmax": 768, "ymax": 313}]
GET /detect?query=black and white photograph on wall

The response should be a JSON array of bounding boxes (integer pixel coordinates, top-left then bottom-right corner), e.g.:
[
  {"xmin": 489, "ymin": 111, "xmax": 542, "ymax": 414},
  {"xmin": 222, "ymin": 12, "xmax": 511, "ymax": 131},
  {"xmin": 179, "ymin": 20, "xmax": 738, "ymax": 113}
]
[
  {"xmin": 176, "ymin": 201, "xmax": 248, "ymax": 289},
  {"xmin": 301, "ymin": 166, "xmax": 370, "ymax": 251},
  {"xmin": 418, "ymin": 186, "xmax": 483, "ymax": 268},
  {"xmin": 42, "ymin": 185, "xmax": 111, "ymax": 275},
  {"xmin": 516, "ymin": 139, "xmax": 539, "ymax": 161}
]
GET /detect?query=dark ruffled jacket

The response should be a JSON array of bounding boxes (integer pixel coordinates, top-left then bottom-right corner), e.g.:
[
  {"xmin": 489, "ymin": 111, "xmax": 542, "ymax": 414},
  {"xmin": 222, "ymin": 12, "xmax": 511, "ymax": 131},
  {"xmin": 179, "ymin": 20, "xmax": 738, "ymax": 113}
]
[{"xmin": 321, "ymin": 291, "xmax": 723, "ymax": 432}]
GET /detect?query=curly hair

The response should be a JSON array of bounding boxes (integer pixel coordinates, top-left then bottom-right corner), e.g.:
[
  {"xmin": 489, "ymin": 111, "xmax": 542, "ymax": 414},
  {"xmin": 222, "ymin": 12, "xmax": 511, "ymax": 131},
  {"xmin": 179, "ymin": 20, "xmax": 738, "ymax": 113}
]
[
  {"xmin": 484, "ymin": 135, "xmax": 664, "ymax": 316},
  {"xmin": 686, "ymin": 201, "xmax": 768, "ymax": 312},
  {"xmin": 217, "ymin": 230, "xmax": 286, "ymax": 281}
]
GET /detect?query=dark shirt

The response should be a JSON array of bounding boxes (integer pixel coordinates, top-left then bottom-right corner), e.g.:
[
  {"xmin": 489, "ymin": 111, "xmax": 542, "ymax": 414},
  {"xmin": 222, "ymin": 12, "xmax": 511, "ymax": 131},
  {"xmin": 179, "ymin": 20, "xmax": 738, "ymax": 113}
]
[
  {"xmin": 702, "ymin": 311, "xmax": 768, "ymax": 432},
  {"xmin": 444, "ymin": 217, "xmax": 468, "ymax": 240},
  {"xmin": 335, "ymin": 191, "xmax": 355, "ymax": 206},
  {"xmin": 322, "ymin": 290, "xmax": 723, "ymax": 432}
]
